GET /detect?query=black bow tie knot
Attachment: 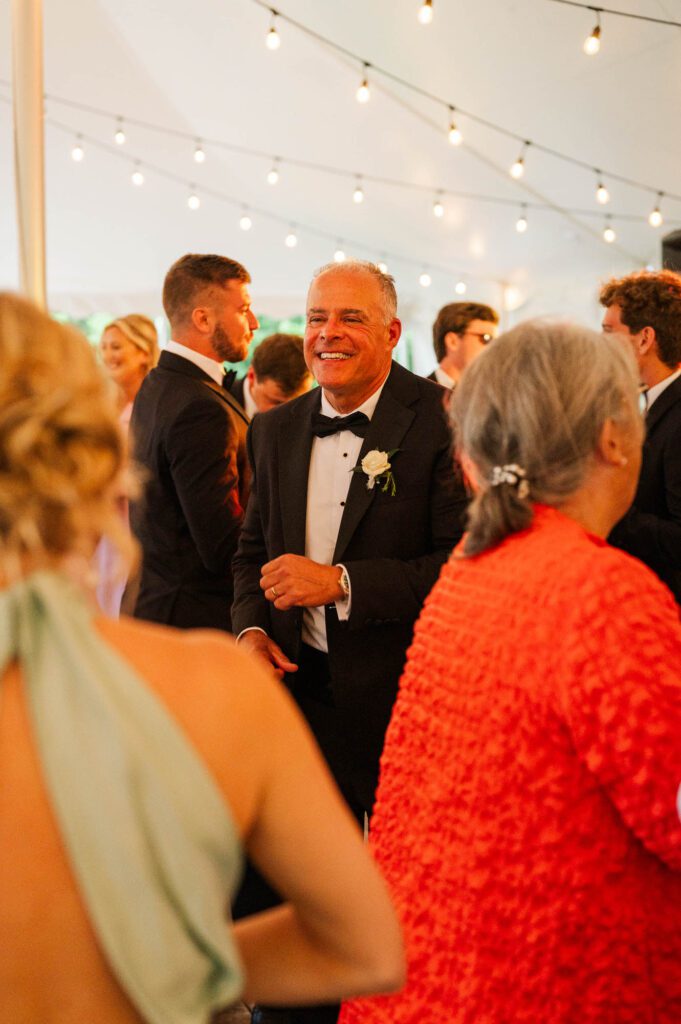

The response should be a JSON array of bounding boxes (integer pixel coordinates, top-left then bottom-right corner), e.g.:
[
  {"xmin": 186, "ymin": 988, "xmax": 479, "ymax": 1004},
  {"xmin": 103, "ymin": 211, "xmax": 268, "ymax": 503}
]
[{"xmin": 311, "ymin": 410, "xmax": 370, "ymax": 439}]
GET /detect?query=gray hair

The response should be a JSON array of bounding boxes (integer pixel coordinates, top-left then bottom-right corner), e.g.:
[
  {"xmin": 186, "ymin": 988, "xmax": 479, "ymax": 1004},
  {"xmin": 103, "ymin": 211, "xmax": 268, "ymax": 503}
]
[
  {"xmin": 311, "ymin": 260, "xmax": 398, "ymax": 322},
  {"xmin": 451, "ymin": 319, "xmax": 641, "ymax": 557}
]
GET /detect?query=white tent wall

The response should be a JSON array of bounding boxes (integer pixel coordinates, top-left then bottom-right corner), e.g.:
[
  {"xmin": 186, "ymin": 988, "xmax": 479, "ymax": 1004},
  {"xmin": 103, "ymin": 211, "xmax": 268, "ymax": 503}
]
[{"xmin": 1, "ymin": 0, "xmax": 678, "ymax": 364}]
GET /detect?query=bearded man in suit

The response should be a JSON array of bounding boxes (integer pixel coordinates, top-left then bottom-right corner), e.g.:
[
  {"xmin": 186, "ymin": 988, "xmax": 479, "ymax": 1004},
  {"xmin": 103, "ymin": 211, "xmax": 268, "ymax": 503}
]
[
  {"xmin": 129, "ymin": 253, "xmax": 257, "ymax": 631},
  {"xmin": 601, "ymin": 269, "xmax": 681, "ymax": 604},
  {"xmin": 233, "ymin": 260, "xmax": 467, "ymax": 817}
]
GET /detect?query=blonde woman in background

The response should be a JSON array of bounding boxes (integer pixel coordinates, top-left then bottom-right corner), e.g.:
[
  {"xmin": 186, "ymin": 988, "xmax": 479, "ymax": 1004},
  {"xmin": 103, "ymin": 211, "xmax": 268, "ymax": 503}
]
[
  {"xmin": 0, "ymin": 293, "xmax": 403, "ymax": 1024},
  {"xmin": 96, "ymin": 314, "xmax": 159, "ymax": 615}
]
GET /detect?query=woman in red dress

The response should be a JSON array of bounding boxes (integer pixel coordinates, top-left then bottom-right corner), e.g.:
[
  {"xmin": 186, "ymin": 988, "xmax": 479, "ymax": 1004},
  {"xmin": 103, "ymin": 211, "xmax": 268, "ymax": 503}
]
[{"xmin": 341, "ymin": 321, "xmax": 681, "ymax": 1024}]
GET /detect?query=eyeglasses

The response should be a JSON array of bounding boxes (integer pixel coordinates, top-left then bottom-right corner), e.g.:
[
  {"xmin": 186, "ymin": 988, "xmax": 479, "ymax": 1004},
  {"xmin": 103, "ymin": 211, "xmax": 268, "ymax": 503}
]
[{"xmin": 461, "ymin": 331, "xmax": 495, "ymax": 345}]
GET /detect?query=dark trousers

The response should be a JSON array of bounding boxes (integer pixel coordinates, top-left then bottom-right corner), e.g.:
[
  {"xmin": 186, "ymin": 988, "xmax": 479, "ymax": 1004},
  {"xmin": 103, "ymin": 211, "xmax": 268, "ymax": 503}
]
[{"xmin": 233, "ymin": 645, "xmax": 366, "ymax": 1024}]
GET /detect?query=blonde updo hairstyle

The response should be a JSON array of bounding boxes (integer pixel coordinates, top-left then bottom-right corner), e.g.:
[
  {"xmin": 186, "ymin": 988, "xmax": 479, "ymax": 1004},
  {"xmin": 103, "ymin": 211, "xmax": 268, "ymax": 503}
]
[
  {"xmin": 0, "ymin": 293, "xmax": 134, "ymax": 573},
  {"xmin": 103, "ymin": 313, "xmax": 159, "ymax": 369},
  {"xmin": 451, "ymin": 320, "xmax": 641, "ymax": 557}
]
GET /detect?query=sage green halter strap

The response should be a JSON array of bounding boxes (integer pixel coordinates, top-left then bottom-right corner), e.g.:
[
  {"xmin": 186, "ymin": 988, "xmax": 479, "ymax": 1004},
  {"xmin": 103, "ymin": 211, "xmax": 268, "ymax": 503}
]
[{"xmin": 0, "ymin": 571, "xmax": 243, "ymax": 1024}]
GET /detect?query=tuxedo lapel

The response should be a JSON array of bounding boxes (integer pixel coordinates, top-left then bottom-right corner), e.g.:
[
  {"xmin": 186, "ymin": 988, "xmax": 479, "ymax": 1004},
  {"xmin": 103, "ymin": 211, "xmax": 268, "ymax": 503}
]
[
  {"xmin": 204, "ymin": 380, "xmax": 250, "ymax": 427},
  {"xmin": 278, "ymin": 391, "xmax": 320, "ymax": 555},
  {"xmin": 333, "ymin": 368, "xmax": 416, "ymax": 562},
  {"xmin": 645, "ymin": 375, "xmax": 681, "ymax": 434}
]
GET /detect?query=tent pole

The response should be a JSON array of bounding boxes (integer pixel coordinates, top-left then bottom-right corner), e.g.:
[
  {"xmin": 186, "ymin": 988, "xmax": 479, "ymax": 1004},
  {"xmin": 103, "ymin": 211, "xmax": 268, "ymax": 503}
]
[{"xmin": 11, "ymin": 0, "xmax": 46, "ymax": 308}]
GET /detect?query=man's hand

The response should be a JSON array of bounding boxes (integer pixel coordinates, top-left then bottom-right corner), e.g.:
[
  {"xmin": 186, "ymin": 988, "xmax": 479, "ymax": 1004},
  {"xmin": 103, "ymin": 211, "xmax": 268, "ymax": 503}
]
[
  {"xmin": 260, "ymin": 555, "xmax": 344, "ymax": 611},
  {"xmin": 237, "ymin": 629, "xmax": 298, "ymax": 678}
]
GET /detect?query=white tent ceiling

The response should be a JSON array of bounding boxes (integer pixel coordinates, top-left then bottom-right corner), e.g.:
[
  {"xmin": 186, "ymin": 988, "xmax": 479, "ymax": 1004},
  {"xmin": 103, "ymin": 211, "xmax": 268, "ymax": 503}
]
[{"xmin": 1, "ymin": 0, "xmax": 679, "ymax": 368}]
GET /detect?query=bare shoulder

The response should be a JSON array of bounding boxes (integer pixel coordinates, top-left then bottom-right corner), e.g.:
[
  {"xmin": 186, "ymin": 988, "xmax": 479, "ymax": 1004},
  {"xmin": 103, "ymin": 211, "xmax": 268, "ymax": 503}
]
[{"xmin": 95, "ymin": 616, "xmax": 296, "ymax": 833}]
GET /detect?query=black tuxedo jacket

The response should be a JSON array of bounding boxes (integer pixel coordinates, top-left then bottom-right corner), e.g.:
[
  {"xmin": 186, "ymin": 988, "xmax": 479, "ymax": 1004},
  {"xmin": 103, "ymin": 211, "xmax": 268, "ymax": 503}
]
[
  {"xmin": 609, "ymin": 374, "xmax": 681, "ymax": 603},
  {"xmin": 232, "ymin": 362, "xmax": 468, "ymax": 806},
  {"xmin": 129, "ymin": 351, "xmax": 250, "ymax": 630}
]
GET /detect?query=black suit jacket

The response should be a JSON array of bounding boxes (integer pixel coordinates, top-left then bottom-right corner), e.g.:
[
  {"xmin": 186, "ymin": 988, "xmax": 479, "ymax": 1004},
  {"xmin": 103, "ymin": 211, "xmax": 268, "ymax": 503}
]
[
  {"xmin": 232, "ymin": 362, "xmax": 468, "ymax": 807},
  {"xmin": 129, "ymin": 351, "xmax": 250, "ymax": 630},
  {"xmin": 228, "ymin": 375, "xmax": 246, "ymax": 410},
  {"xmin": 609, "ymin": 374, "xmax": 681, "ymax": 603}
]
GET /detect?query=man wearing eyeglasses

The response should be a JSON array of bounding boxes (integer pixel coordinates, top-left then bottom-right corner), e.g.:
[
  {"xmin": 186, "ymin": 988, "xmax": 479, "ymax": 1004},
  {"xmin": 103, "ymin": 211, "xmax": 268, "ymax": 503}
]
[{"xmin": 427, "ymin": 301, "xmax": 499, "ymax": 389}]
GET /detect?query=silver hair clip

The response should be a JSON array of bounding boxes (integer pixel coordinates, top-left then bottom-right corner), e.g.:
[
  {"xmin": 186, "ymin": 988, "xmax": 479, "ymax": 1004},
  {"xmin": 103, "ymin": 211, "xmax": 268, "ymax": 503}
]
[{"xmin": 489, "ymin": 463, "xmax": 530, "ymax": 499}]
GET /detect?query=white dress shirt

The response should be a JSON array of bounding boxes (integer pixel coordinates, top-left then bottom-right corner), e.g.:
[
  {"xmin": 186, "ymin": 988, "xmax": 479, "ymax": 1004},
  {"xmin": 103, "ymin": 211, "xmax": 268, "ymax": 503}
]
[
  {"xmin": 646, "ymin": 367, "xmax": 681, "ymax": 410},
  {"xmin": 242, "ymin": 377, "xmax": 258, "ymax": 419},
  {"xmin": 165, "ymin": 340, "xmax": 224, "ymax": 385},
  {"xmin": 303, "ymin": 380, "xmax": 387, "ymax": 652},
  {"xmin": 434, "ymin": 365, "xmax": 456, "ymax": 390}
]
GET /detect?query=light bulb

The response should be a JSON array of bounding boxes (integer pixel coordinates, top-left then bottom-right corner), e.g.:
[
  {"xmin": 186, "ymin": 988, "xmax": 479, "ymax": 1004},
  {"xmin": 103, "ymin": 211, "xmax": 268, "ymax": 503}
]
[
  {"xmin": 356, "ymin": 74, "xmax": 371, "ymax": 104},
  {"xmin": 516, "ymin": 214, "xmax": 528, "ymax": 233},
  {"xmin": 448, "ymin": 121, "xmax": 462, "ymax": 146},
  {"xmin": 334, "ymin": 248, "xmax": 346, "ymax": 263},
  {"xmin": 649, "ymin": 206, "xmax": 663, "ymax": 228},
  {"xmin": 583, "ymin": 24, "xmax": 601, "ymax": 55},
  {"xmin": 377, "ymin": 261, "xmax": 388, "ymax": 274},
  {"xmin": 285, "ymin": 231, "xmax": 298, "ymax": 248},
  {"xmin": 419, "ymin": 272, "xmax": 432, "ymax": 288},
  {"xmin": 510, "ymin": 157, "xmax": 525, "ymax": 180},
  {"xmin": 455, "ymin": 280, "xmax": 467, "ymax": 295},
  {"xmin": 603, "ymin": 223, "xmax": 616, "ymax": 243},
  {"xmin": 239, "ymin": 214, "xmax": 252, "ymax": 231},
  {"xmin": 71, "ymin": 140, "xmax": 84, "ymax": 162},
  {"xmin": 187, "ymin": 192, "xmax": 200, "ymax": 210},
  {"xmin": 115, "ymin": 125, "xmax": 126, "ymax": 145},
  {"xmin": 194, "ymin": 144, "xmax": 206, "ymax": 164},
  {"xmin": 353, "ymin": 185, "xmax": 364, "ymax": 204},
  {"xmin": 266, "ymin": 165, "xmax": 279, "ymax": 185},
  {"xmin": 433, "ymin": 199, "xmax": 444, "ymax": 218},
  {"xmin": 596, "ymin": 182, "xmax": 610, "ymax": 205},
  {"xmin": 131, "ymin": 167, "xmax": 144, "ymax": 186},
  {"xmin": 266, "ymin": 25, "xmax": 280, "ymax": 49},
  {"xmin": 418, "ymin": 0, "xmax": 433, "ymax": 24}
]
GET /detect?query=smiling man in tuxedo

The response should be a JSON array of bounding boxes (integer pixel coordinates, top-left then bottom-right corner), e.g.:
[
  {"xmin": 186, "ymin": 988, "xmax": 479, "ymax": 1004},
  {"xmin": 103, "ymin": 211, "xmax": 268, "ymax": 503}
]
[
  {"xmin": 129, "ymin": 253, "xmax": 257, "ymax": 631},
  {"xmin": 232, "ymin": 261, "xmax": 466, "ymax": 1023}
]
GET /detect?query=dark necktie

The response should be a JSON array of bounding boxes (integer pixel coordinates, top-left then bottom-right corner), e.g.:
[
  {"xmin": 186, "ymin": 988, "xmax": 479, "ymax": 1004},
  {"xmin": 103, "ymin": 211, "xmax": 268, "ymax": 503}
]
[{"xmin": 311, "ymin": 410, "xmax": 370, "ymax": 439}]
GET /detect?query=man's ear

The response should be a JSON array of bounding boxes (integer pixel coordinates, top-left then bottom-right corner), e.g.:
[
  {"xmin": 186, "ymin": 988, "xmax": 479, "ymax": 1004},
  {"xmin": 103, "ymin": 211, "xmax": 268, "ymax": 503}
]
[
  {"xmin": 246, "ymin": 365, "xmax": 256, "ymax": 385},
  {"xmin": 191, "ymin": 305, "xmax": 211, "ymax": 335},
  {"xmin": 444, "ymin": 331, "xmax": 460, "ymax": 356},
  {"xmin": 388, "ymin": 317, "xmax": 402, "ymax": 348},
  {"xmin": 638, "ymin": 325, "xmax": 657, "ymax": 358}
]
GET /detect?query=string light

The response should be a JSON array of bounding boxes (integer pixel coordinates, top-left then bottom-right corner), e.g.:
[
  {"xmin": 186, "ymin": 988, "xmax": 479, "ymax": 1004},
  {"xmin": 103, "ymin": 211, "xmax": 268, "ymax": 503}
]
[
  {"xmin": 187, "ymin": 188, "xmax": 200, "ymax": 210},
  {"xmin": 114, "ymin": 118, "xmax": 126, "ymax": 145},
  {"xmin": 356, "ymin": 64, "xmax": 371, "ymax": 104},
  {"xmin": 447, "ymin": 107, "xmax": 462, "ymax": 146},
  {"xmin": 418, "ymin": 0, "xmax": 434, "ymax": 24},
  {"xmin": 194, "ymin": 140, "xmax": 206, "ymax": 164},
  {"xmin": 603, "ymin": 217, "xmax": 616, "ymax": 243},
  {"xmin": 455, "ymin": 280, "xmax": 467, "ymax": 295},
  {"xmin": 510, "ymin": 142, "xmax": 529, "ymax": 180},
  {"xmin": 71, "ymin": 135, "xmax": 84, "ymax": 161},
  {"xmin": 131, "ymin": 163, "xmax": 144, "ymax": 186},
  {"xmin": 419, "ymin": 271, "xmax": 432, "ymax": 288},
  {"xmin": 239, "ymin": 210, "xmax": 253, "ymax": 231},
  {"xmin": 285, "ymin": 228, "xmax": 298, "ymax": 248},
  {"xmin": 266, "ymin": 160, "xmax": 280, "ymax": 185},
  {"xmin": 334, "ymin": 246, "xmax": 346, "ymax": 262},
  {"xmin": 583, "ymin": 12, "xmax": 602, "ymax": 55},
  {"xmin": 377, "ymin": 260, "xmax": 389, "ymax": 274},
  {"xmin": 595, "ymin": 174, "xmax": 610, "ymax": 205},
  {"xmin": 353, "ymin": 178, "xmax": 365, "ymax": 204},
  {"xmin": 516, "ymin": 204, "xmax": 528, "ymax": 233},
  {"xmin": 433, "ymin": 194, "xmax": 445, "ymax": 218},
  {"xmin": 648, "ymin": 193, "xmax": 664, "ymax": 227},
  {"xmin": 265, "ymin": 9, "xmax": 281, "ymax": 50}
]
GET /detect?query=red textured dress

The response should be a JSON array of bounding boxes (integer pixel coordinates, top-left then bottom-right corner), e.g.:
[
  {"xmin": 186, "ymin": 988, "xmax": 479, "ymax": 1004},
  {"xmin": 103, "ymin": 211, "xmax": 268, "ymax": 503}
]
[{"xmin": 340, "ymin": 506, "xmax": 681, "ymax": 1024}]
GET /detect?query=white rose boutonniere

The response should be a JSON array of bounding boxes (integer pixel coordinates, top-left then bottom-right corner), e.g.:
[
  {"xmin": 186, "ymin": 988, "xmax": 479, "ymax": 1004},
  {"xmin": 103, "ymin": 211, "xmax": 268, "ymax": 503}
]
[{"xmin": 352, "ymin": 448, "xmax": 400, "ymax": 495}]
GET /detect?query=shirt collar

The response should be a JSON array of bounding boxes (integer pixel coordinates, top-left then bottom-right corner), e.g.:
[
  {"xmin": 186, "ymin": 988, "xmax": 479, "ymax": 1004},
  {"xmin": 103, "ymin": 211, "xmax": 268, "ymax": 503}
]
[
  {"xmin": 646, "ymin": 367, "xmax": 681, "ymax": 409},
  {"xmin": 320, "ymin": 374, "xmax": 389, "ymax": 420},
  {"xmin": 243, "ymin": 377, "xmax": 258, "ymax": 419},
  {"xmin": 165, "ymin": 340, "xmax": 224, "ymax": 386},
  {"xmin": 434, "ymin": 365, "xmax": 456, "ymax": 390}
]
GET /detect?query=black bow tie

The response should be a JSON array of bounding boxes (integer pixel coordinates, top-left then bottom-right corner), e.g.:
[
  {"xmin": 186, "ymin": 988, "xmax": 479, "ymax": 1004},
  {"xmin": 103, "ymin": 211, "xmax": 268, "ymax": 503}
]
[{"xmin": 311, "ymin": 410, "xmax": 370, "ymax": 439}]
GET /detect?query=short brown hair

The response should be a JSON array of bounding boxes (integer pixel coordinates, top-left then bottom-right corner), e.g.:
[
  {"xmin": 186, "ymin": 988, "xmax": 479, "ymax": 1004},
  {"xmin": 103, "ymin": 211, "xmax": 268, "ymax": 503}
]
[
  {"xmin": 251, "ymin": 333, "xmax": 310, "ymax": 395},
  {"xmin": 432, "ymin": 302, "xmax": 499, "ymax": 362},
  {"xmin": 599, "ymin": 270, "xmax": 681, "ymax": 368},
  {"xmin": 162, "ymin": 254, "xmax": 250, "ymax": 329}
]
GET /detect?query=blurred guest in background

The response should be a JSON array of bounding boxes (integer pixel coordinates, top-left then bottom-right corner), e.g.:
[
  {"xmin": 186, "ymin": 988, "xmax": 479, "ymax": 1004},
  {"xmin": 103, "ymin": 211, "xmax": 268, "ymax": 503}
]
[
  {"xmin": 601, "ymin": 269, "xmax": 681, "ymax": 603},
  {"xmin": 96, "ymin": 314, "xmax": 159, "ymax": 616},
  {"xmin": 427, "ymin": 301, "xmax": 498, "ymax": 389},
  {"xmin": 0, "ymin": 292, "xmax": 404, "ymax": 1024},
  {"xmin": 342, "ymin": 321, "xmax": 681, "ymax": 1024},
  {"xmin": 230, "ymin": 332, "xmax": 313, "ymax": 417}
]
